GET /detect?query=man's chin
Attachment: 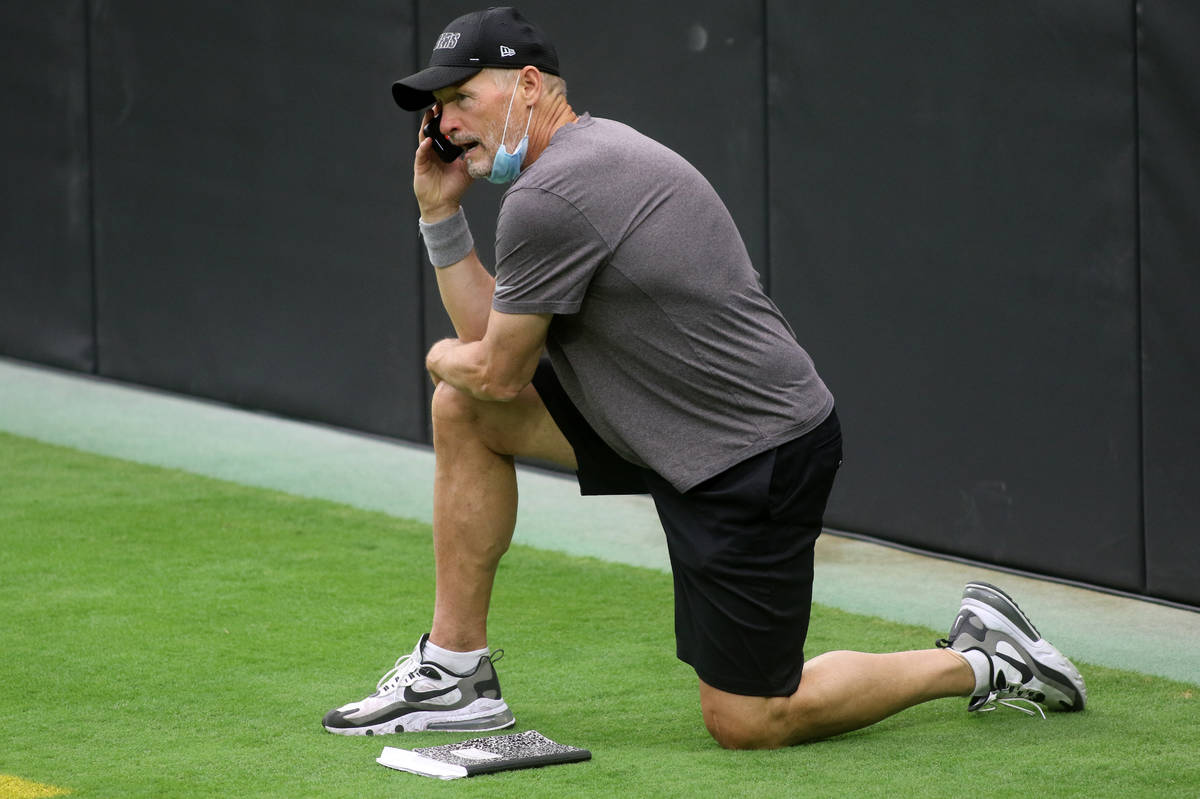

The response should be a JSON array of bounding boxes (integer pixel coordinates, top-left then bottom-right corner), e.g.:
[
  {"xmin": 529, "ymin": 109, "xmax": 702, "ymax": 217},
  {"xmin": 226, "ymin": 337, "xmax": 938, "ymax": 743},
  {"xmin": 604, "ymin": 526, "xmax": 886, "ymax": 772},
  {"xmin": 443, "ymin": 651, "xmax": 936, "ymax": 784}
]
[{"xmin": 461, "ymin": 148, "xmax": 493, "ymax": 180}]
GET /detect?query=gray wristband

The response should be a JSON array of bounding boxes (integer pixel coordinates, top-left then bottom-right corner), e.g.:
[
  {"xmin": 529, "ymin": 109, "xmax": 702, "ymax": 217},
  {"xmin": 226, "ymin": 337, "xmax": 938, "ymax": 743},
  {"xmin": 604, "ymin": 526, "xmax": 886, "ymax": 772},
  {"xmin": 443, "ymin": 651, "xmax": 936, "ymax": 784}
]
[{"xmin": 418, "ymin": 207, "xmax": 474, "ymax": 268}]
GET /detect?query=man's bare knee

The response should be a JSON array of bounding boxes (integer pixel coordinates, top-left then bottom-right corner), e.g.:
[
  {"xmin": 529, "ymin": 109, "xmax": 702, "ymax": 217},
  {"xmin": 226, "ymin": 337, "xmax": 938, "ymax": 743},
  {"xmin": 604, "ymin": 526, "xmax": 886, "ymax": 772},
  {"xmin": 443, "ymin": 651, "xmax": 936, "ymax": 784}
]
[
  {"xmin": 699, "ymin": 683, "xmax": 795, "ymax": 750},
  {"xmin": 702, "ymin": 705, "xmax": 790, "ymax": 750},
  {"xmin": 430, "ymin": 377, "xmax": 575, "ymax": 467},
  {"xmin": 430, "ymin": 382, "xmax": 517, "ymax": 469},
  {"xmin": 431, "ymin": 381, "xmax": 480, "ymax": 430}
]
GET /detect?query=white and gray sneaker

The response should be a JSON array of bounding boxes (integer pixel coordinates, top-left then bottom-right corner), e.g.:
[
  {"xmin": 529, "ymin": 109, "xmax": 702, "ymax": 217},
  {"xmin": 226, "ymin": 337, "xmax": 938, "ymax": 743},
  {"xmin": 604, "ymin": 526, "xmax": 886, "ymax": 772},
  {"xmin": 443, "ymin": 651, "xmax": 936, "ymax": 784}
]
[
  {"xmin": 322, "ymin": 634, "xmax": 515, "ymax": 735},
  {"xmin": 937, "ymin": 581, "xmax": 1087, "ymax": 716}
]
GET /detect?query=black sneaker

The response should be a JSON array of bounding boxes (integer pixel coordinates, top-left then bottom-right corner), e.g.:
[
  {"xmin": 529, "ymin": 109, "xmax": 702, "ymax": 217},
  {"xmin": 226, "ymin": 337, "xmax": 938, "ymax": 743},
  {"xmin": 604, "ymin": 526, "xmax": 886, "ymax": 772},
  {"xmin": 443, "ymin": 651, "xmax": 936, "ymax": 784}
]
[
  {"xmin": 937, "ymin": 581, "xmax": 1086, "ymax": 716},
  {"xmin": 322, "ymin": 634, "xmax": 515, "ymax": 735}
]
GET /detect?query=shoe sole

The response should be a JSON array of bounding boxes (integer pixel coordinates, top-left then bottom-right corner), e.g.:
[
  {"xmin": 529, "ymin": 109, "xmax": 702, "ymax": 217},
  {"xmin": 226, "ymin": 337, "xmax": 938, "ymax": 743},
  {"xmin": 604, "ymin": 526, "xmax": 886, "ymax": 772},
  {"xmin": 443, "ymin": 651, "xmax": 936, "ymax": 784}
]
[
  {"xmin": 961, "ymin": 581, "xmax": 1087, "ymax": 711},
  {"xmin": 323, "ymin": 698, "xmax": 515, "ymax": 736}
]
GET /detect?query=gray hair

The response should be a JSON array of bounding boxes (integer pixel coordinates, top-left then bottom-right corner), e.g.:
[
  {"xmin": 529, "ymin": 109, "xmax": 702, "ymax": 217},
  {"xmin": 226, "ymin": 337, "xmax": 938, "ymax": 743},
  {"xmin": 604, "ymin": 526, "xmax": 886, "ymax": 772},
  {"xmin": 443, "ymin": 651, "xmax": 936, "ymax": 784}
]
[{"xmin": 483, "ymin": 66, "xmax": 567, "ymax": 100}]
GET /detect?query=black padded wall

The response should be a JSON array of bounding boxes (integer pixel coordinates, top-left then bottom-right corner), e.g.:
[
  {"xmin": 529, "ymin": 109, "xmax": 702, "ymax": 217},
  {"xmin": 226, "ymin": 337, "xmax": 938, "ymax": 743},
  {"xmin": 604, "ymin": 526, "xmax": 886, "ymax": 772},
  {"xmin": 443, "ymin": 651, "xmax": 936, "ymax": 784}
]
[
  {"xmin": 1139, "ymin": 0, "xmax": 1200, "ymax": 606},
  {"xmin": 766, "ymin": 2, "xmax": 1144, "ymax": 591},
  {"xmin": 0, "ymin": 0, "xmax": 95, "ymax": 371},
  {"xmin": 88, "ymin": 1, "xmax": 425, "ymax": 439}
]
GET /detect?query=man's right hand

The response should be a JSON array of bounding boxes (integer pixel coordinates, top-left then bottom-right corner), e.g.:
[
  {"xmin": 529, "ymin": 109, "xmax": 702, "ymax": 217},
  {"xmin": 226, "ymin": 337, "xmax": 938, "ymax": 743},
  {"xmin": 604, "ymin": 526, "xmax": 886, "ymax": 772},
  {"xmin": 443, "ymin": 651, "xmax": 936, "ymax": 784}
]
[{"xmin": 414, "ymin": 107, "xmax": 473, "ymax": 223}]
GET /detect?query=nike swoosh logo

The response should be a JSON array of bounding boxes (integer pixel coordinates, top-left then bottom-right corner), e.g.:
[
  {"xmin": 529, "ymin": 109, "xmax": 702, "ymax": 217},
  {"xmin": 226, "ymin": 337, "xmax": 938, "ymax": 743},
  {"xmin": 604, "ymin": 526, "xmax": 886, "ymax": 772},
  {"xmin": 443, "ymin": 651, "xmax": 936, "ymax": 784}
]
[
  {"xmin": 995, "ymin": 652, "xmax": 1034, "ymax": 683},
  {"xmin": 403, "ymin": 684, "xmax": 459, "ymax": 703}
]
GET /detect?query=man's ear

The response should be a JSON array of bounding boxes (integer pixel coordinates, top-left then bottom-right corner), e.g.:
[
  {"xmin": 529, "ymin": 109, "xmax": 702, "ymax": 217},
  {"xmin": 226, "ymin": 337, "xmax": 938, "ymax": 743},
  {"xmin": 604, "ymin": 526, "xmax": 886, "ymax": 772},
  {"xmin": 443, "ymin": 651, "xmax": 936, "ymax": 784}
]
[{"xmin": 520, "ymin": 66, "xmax": 543, "ymax": 105}]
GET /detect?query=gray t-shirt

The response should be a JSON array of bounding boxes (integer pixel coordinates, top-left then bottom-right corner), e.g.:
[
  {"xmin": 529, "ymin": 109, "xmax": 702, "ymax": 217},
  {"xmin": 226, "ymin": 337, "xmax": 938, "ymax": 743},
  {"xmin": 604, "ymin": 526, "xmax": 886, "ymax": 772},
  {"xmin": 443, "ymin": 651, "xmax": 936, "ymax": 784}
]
[{"xmin": 492, "ymin": 114, "xmax": 834, "ymax": 492}]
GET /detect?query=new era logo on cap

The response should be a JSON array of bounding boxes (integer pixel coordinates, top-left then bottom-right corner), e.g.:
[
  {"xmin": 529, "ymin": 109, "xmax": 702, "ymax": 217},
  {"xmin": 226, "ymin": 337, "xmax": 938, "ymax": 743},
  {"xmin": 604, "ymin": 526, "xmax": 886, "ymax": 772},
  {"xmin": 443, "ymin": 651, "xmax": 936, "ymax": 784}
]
[{"xmin": 500, "ymin": 45, "xmax": 515, "ymax": 57}]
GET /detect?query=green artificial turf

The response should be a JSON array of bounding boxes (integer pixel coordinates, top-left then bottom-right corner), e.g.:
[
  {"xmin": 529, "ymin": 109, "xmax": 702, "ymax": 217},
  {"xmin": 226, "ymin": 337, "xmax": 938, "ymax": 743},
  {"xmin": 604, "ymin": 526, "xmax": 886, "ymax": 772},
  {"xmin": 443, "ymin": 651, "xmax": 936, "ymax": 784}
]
[{"xmin": 1, "ymin": 431, "xmax": 1197, "ymax": 798}]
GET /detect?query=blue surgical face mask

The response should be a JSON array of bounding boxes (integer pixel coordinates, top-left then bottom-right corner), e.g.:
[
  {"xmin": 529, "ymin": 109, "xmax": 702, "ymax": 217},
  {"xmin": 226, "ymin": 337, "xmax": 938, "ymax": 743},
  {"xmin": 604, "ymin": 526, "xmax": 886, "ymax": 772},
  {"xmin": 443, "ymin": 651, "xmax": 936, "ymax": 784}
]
[{"xmin": 487, "ymin": 76, "xmax": 533, "ymax": 185}]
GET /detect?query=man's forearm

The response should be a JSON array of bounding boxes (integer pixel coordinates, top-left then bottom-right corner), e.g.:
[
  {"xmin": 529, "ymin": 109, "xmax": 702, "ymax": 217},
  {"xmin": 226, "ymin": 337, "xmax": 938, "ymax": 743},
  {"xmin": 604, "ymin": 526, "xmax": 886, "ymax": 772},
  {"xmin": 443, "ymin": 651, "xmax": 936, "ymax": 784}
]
[
  {"xmin": 419, "ymin": 206, "xmax": 494, "ymax": 341},
  {"xmin": 433, "ymin": 253, "xmax": 495, "ymax": 342}
]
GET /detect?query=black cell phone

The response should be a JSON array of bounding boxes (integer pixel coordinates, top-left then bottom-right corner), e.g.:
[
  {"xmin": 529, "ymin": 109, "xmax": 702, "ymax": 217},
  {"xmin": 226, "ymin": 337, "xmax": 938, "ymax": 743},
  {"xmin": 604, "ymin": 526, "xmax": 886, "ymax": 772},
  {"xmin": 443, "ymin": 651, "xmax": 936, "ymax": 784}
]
[{"xmin": 422, "ymin": 105, "xmax": 463, "ymax": 163}]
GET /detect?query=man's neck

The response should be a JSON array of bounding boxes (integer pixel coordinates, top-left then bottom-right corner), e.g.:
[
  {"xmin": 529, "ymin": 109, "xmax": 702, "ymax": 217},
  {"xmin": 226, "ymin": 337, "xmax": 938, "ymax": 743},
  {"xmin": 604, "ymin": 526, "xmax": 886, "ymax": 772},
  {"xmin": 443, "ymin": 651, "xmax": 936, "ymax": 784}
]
[{"xmin": 524, "ymin": 96, "xmax": 578, "ymax": 167}]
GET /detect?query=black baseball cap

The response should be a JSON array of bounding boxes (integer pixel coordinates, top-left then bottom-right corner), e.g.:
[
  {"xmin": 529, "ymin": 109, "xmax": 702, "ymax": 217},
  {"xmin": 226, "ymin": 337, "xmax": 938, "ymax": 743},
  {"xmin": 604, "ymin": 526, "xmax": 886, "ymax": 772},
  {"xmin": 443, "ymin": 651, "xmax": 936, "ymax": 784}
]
[{"xmin": 392, "ymin": 6, "xmax": 560, "ymax": 111}]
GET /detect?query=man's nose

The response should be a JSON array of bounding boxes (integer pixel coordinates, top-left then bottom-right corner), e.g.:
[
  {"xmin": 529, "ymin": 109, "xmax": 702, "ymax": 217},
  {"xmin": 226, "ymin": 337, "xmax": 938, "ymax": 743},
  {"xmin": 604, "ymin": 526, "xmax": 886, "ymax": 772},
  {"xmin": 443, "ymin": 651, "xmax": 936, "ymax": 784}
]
[{"xmin": 439, "ymin": 107, "xmax": 461, "ymax": 136}]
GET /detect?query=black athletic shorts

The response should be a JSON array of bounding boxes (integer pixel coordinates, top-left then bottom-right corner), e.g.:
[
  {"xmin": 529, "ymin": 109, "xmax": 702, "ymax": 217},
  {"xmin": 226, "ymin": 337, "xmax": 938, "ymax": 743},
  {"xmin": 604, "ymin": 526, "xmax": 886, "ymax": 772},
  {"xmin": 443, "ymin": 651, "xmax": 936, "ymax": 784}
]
[{"xmin": 531, "ymin": 359, "xmax": 843, "ymax": 697}]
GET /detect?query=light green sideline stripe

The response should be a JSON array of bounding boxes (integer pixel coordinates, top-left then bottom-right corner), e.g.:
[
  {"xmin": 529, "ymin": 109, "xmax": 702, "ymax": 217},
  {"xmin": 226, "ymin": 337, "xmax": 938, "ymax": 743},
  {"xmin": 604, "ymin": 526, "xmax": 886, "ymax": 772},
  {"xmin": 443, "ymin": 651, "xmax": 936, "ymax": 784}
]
[{"xmin": 1, "ymin": 356, "xmax": 1196, "ymax": 686}]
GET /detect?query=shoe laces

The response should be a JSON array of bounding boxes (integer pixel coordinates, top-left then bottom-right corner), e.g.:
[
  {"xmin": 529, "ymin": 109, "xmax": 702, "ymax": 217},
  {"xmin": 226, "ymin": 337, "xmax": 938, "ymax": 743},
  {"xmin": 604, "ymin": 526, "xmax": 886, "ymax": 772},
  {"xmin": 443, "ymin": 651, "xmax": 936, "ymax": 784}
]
[
  {"xmin": 373, "ymin": 650, "xmax": 426, "ymax": 696},
  {"xmin": 973, "ymin": 668, "xmax": 1047, "ymax": 719},
  {"xmin": 972, "ymin": 692, "xmax": 1047, "ymax": 719}
]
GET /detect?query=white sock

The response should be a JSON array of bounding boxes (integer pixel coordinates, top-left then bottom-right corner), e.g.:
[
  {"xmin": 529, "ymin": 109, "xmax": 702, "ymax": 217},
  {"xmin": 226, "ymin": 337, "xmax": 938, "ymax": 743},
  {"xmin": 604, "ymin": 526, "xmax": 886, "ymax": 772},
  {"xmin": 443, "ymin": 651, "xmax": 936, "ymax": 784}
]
[
  {"xmin": 422, "ymin": 639, "xmax": 488, "ymax": 674},
  {"xmin": 958, "ymin": 649, "xmax": 992, "ymax": 695}
]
